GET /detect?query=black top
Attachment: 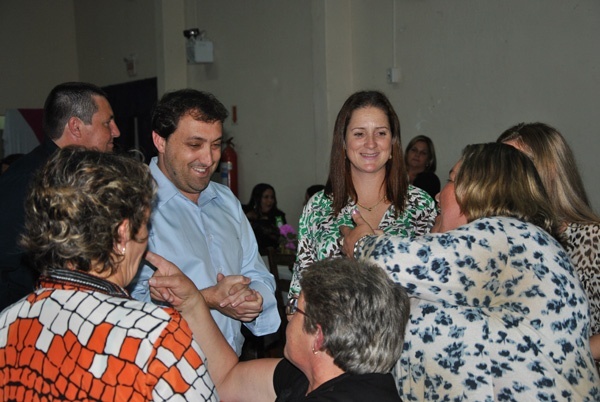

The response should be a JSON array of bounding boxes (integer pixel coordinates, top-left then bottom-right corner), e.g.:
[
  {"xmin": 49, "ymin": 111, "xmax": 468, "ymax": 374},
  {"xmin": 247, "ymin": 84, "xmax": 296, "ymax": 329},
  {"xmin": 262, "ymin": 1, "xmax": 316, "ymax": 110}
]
[
  {"xmin": 273, "ymin": 358, "xmax": 401, "ymax": 402},
  {"xmin": 412, "ymin": 171, "xmax": 440, "ymax": 199},
  {"xmin": 244, "ymin": 207, "xmax": 287, "ymax": 256},
  {"xmin": 0, "ymin": 138, "xmax": 58, "ymax": 310}
]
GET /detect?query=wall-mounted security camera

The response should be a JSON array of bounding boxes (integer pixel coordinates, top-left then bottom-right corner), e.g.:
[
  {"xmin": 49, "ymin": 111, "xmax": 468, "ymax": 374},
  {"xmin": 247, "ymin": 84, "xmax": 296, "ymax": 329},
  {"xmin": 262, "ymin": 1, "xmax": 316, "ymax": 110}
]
[{"xmin": 183, "ymin": 28, "xmax": 200, "ymax": 39}]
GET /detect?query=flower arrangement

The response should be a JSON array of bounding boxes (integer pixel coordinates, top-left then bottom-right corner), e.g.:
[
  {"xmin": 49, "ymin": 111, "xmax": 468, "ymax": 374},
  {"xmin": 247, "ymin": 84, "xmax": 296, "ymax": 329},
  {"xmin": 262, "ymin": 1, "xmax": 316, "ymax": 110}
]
[{"xmin": 279, "ymin": 224, "xmax": 297, "ymax": 254}]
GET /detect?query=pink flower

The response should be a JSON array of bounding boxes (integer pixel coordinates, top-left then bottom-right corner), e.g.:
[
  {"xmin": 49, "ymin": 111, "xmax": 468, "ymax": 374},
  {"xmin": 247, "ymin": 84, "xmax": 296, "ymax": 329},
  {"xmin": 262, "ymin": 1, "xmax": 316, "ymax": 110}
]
[
  {"xmin": 279, "ymin": 224, "xmax": 296, "ymax": 237},
  {"xmin": 279, "ymin": 224, "xmax": 298, "ymax": 252}
]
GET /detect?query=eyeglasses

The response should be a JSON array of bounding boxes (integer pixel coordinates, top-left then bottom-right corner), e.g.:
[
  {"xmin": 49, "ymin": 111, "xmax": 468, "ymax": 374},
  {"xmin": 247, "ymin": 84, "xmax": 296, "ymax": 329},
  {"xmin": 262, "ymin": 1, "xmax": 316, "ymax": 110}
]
[
  {"xmin": 286, "ymin": 297, "xmax": 308, "ymax": 317},
  {"xmin": 409, "ymin": 147, "xmax": 429, "ymax": 157}
]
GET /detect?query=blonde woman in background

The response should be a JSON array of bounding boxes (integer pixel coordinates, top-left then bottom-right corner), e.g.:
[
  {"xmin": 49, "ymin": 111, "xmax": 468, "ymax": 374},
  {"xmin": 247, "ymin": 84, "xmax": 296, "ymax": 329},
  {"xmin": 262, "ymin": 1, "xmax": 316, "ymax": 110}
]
[
  {"xmin": 498, "ymin": 122, "xmax": 600, "ymax": 362},
  {"xmin": 404, "ymin": 135, "xmax": 440, "ymax": 198},
  {"xmin": 342, "ymin": 142, "xmax": 600, "ymax": 400}
]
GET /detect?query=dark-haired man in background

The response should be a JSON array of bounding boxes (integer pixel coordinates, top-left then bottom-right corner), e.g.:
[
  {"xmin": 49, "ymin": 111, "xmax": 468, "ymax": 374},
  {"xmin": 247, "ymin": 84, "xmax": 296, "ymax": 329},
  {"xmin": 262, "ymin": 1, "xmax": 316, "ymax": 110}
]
[{"xmin": 0, "ymin": 82, "xmax": 120, "ymax": 310}]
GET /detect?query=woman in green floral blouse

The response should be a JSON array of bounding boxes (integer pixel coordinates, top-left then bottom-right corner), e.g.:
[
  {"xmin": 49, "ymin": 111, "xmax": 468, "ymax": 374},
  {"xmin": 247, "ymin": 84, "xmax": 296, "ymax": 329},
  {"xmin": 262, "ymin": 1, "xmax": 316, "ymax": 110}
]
[{"xmin": 289, "ymin": 90, "xmax": 437, "ymax": 299}]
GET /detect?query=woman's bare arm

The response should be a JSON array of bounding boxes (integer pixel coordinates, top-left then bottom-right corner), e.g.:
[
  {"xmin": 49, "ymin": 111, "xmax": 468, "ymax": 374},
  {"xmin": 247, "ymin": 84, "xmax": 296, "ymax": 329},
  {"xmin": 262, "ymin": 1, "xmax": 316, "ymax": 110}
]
[
  {"xmin": 589, "ymin": 334, "xmax": 600, "ymax": 361},
  {"xmin": 146, "ymin": 251, "xmax": 278, "ymax": 401}
]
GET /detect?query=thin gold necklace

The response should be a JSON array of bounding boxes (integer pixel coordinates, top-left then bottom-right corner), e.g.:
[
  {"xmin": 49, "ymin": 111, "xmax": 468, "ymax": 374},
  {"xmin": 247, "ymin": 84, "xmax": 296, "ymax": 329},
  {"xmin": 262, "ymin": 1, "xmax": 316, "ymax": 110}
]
[{"xmin": 356, "ymin": 196, "xmax": 386, "ymax": 212}]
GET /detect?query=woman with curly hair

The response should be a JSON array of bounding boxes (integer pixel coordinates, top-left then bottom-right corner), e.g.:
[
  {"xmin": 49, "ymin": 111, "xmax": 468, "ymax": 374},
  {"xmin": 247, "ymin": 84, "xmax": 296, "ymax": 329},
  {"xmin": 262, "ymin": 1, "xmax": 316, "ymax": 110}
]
[{"xmin": 0, "ymin": 147, "xmax": 219, "ymax": 401}]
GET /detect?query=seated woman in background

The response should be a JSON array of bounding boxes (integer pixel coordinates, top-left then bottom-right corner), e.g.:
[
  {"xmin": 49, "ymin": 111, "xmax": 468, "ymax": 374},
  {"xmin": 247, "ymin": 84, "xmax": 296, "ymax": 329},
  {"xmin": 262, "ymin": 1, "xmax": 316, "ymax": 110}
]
[
  {"xmin": 404, "ymin": 135, "xmax": 440, "ymax": 198},
  {"xmin": 0, "ymin": 147, "xmax": 219, "ymax": 401},
  {"xmin": 244, "ymin": 183, "xmax": 287, "ymax": 255},
  {"xmin": 342, "ymin": 142, "xmax": 600, "ymax": 400},
  {"xmin": 148, "ymin": 256, "xmax": 410, "ymax": 402},
  {"xmin": 289, "ymin": 90, "xmax": 437, "ymax": 300},
  {"xmin": 498, "ymin": 122, "xmax": 600, "ymax": 362}
]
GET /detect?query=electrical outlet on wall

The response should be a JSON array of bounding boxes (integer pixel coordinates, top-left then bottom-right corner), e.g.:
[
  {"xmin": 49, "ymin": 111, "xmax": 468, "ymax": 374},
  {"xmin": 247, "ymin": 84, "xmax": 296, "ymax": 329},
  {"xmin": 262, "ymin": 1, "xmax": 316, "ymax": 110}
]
[
  {"xmin": 124, "ymin": 54, "xmax": 137, "ymax": 77},
  {"xmin": 387, "ymin": 67, "xmax": 401, "ymax": 83}
]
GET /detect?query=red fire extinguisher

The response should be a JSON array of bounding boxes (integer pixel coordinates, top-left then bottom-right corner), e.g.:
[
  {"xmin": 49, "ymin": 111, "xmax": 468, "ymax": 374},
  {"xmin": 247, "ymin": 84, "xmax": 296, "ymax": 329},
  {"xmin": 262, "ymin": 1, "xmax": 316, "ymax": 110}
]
[{"xmin": 220, "ymin": 137, "xmax": 238, "ymax": 197}]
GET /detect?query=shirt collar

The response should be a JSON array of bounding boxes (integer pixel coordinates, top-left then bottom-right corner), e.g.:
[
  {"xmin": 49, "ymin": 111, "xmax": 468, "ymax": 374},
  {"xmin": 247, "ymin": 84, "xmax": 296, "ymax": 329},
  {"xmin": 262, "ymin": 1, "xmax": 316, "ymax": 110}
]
[
  {"xmin": 197, "ymin": 178, "xmax": 219, "ymax": 207},
  {"xmin": 149, "ymin": 156, "xmax": 219, "ymax": 208},
  {"xmin": 39, "ymin": 267, "xmax": 129, "ymax": 298}
]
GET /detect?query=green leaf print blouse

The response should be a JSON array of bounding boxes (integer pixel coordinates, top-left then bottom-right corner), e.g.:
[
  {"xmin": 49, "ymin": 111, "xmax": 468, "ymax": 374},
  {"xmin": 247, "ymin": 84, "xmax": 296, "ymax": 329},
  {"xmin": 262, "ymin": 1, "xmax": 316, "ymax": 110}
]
[{"xmin": 289, "ymin": 186, "xmax": 437, "ymax": 298}]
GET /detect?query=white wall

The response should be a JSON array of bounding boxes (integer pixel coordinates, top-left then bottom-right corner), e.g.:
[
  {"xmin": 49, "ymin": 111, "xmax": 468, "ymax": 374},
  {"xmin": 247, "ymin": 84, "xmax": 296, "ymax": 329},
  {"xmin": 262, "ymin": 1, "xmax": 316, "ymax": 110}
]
[
  {"xmin": 351, "ymin": 0, "xmax": 600, "ymax": 212},
  {"xmin": 392, "ymin": 0, "xmax": 600, "ymax": 214},
  {"xmin": 0, "ymin": 1, "xmax": 79, "ymax": 113},
  {"xmin": 185, "ymin": 0, "xmax": 600, "ymax": 226},
  {"xmin": 186, "ymin": 1, "xmax": 318, "ymax": 226},
  {"xmin": 73, "ymin": 0, "xmax": 158, "ymax": 86},
  {"xmin": 0, "ymin": 0, "xmax": 158, "ymax": 111},
  {"xmin": 1, "ymin": 0, "xmax": 599, "ymax": 223}
]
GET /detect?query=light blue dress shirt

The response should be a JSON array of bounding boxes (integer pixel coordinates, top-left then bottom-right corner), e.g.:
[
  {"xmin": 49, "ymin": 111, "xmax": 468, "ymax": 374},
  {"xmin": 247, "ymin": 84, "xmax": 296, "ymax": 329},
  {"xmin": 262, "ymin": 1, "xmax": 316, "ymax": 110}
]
[{"xmin": 130, "ymin": 158, "xmax": 280, "ymax": 355}]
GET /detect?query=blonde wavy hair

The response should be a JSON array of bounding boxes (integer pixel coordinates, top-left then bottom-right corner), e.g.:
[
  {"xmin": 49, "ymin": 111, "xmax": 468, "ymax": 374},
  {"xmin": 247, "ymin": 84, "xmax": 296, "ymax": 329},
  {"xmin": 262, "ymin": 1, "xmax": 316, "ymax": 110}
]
[
  {"xmin": 20, "ymin": 147, "xmax": 155, "ymax": 276},
  {"xmin": 455, "ymin": 143, "xmax": 559, "ymax": 237},
  {"xmin": 498, "ymin": 122, "xmax": 599, "ymax": 225}
]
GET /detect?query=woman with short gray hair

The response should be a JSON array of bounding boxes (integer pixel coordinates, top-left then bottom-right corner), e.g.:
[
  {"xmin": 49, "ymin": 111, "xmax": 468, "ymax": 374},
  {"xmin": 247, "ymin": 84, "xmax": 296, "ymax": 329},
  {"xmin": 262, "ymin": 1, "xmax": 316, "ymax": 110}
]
[{"xmin": 148, "ymin": 256, "xmax": 411, "ymax": 401}]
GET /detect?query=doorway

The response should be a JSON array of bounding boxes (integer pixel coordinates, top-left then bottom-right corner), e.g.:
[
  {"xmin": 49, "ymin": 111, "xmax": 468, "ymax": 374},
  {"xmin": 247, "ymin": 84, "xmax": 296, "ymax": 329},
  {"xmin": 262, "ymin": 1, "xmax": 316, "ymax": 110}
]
[{"xmin": 103, "ymin": 77, "xmax": 157, "ymax": 163}]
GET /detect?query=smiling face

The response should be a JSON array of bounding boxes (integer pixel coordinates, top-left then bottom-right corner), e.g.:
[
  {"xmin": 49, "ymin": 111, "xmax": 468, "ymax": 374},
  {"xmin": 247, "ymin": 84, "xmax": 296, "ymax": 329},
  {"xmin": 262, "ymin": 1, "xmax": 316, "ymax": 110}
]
[
  {"xmin": 407, "ymin": 140, "xmax": 430, "ymax": 171},
  {"xmin": 345, "ymin": 106, "xmax": 392, "ymax": 178},
  {"xmin": 79, "ymin": 96, "xmax": 120, "ymax": 152},
  {"xmin": 434, "ymin": 160, "xmax": 467, "ymax": 232},
  {"xmin": 153, "ymin": 114, "xmax": 222, "ymax": 203}
]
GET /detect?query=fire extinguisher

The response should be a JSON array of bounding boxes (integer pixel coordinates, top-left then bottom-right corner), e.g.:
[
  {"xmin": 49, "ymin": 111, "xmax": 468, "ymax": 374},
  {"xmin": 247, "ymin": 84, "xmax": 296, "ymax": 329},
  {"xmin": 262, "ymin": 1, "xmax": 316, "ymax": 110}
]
[{"xmin": 220, "ymin": 137, "xmax": 238, "ymax": 197}]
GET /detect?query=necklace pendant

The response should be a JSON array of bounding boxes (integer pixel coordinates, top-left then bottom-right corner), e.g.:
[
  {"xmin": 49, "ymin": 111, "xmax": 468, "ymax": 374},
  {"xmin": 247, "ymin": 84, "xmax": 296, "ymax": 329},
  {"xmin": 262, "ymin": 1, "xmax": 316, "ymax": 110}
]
[{"xmin": 357, "ymin": 196, "xmax": 385, "ymax": 212}]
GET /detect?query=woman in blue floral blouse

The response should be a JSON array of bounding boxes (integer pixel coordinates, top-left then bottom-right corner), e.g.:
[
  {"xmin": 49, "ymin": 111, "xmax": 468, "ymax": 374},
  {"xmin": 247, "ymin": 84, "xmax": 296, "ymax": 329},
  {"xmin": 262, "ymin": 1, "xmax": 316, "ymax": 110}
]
[
  {"xmin": 499, "ymin": 122, "xmax": 600, "ymax": 364},
  {"xmin": 342, "ymin": 142, "xmax": 600, "ymax": 401}
]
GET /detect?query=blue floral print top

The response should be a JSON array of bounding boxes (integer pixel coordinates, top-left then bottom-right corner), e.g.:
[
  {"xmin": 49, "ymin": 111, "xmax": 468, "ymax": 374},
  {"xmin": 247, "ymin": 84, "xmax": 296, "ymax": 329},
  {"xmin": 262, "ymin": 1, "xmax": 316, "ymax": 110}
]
[{"xmin": 358, "ymin": 216, "xmax": 600, "ymax": 401}]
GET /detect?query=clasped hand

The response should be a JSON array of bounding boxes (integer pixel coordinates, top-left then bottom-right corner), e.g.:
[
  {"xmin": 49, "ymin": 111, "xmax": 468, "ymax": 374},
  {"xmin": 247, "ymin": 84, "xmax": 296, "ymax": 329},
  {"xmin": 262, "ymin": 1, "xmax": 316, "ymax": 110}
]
[
  {"xmin": 146, "ymin": 251, "xmax": 263, "ymax": 322},
  {"xmin": 204, "ymin": 273, "xmax": 263, "ymax": 322}
]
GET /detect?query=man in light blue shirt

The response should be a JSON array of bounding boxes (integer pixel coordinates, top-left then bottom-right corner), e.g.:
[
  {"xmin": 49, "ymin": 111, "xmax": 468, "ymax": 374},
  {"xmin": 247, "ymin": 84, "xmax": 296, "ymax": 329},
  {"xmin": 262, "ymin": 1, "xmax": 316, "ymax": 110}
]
[{"xmin": 130, "ymin": 89, "xmax": 280, "ymax": 355}]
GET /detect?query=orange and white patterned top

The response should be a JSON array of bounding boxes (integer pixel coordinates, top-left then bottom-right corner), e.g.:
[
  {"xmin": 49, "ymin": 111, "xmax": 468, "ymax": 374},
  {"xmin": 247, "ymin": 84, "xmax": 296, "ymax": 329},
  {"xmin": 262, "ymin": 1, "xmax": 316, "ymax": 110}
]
[{"xmin": 0, "ymin": 269, "xmax": 218, "ymax": 401}]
